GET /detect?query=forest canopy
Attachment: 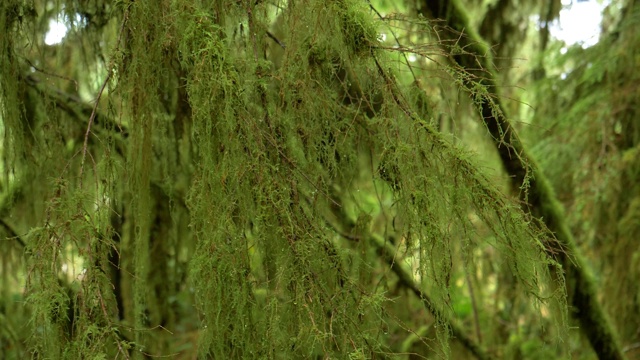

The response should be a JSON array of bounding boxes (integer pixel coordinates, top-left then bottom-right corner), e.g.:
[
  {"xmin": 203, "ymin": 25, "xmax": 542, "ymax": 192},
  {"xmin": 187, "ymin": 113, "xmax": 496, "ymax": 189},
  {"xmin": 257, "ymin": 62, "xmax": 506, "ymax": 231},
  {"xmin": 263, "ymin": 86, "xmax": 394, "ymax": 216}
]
[{"xmin": 1, "ymin": 0, "xmax": 638, "ymax": 359}]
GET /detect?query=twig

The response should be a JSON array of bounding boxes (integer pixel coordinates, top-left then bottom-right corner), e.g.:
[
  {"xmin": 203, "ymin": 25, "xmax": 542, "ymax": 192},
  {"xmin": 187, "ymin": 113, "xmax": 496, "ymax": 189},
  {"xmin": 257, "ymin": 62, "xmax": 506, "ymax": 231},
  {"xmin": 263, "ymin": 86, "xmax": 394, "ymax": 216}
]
[
  {"xmin": 22, "ymin": 57, "xmax": 79, "ymax": 92},
  {"xmin": 266, "ymin": 31, "xmax": 286, "ymax": 49},
  {"xmin": 0, "ymin": 218, "xmax": 26, "ymax": 248}
]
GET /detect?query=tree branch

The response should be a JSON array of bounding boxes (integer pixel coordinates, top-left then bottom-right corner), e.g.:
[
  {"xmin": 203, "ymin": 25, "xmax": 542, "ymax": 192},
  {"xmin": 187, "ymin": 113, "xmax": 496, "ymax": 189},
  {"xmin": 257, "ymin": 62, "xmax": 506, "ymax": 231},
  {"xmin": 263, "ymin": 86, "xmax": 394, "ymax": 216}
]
[
  {"xmin": 416, "ymin": 2, "xmax": 626, "ymax": 359},
  {"xmin": 325, "ymin": 201, "xmax": 492, "ymax": 360},
  {"xmin": 23, "ymin": 74, "xmax": 128, "ymax": 156}
]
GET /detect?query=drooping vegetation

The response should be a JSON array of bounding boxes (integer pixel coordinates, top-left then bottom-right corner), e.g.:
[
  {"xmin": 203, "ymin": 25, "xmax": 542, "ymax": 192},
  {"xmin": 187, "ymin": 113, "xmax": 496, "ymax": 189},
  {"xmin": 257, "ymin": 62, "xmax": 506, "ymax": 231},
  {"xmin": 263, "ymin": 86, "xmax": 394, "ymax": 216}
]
[{"xmin": 1, "ymin": 0, "xmax": 636, "ymax": 359}]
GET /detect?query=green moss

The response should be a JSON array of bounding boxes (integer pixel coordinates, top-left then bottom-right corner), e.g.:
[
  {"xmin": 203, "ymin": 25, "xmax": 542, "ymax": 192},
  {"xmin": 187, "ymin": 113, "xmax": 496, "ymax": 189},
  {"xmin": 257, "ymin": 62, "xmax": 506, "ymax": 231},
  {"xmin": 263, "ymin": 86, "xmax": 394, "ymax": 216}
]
[{"xmin": 1, "ymin": 0, "xmax": 570, "ymax": 358}]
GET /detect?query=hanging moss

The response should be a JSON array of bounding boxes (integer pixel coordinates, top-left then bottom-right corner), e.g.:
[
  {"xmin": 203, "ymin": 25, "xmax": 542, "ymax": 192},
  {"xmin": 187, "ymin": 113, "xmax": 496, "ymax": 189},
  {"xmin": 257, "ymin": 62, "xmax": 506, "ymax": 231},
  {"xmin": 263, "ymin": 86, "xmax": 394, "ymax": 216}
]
[{"xmin": 0, "ymin": 0, "xmax": 570, "ymax": 358}]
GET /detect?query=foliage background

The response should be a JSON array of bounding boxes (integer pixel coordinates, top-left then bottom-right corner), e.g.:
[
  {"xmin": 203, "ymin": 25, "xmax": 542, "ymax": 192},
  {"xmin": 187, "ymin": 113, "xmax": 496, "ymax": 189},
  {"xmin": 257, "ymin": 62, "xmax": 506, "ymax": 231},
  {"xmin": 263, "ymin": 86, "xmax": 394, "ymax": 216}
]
[{"xmin": 1, "ymin": 0, "xmax": 638, "ymax": 359}]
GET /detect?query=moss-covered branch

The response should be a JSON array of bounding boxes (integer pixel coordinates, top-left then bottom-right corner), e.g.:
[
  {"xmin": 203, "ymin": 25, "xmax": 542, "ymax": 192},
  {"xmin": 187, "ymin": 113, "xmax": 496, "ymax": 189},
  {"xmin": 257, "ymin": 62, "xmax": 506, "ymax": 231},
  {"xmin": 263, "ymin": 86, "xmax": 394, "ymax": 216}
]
[
  {"xmin": 327, "ymin": 202, "xmax": 492, "ymax": 360},
  {"xmin": 371, "ymin": 232, "xmax": 492, "ymax": 360},
  {"xmin": 416, "ymin": 1, "xmax": 626, "ymax": 359},
  {"xmin": 23, "ymin": 74, "xmax": 128, "ymax": 156}
]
